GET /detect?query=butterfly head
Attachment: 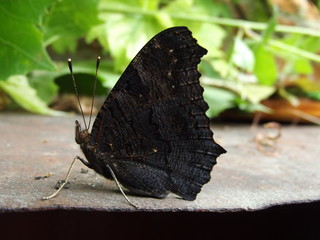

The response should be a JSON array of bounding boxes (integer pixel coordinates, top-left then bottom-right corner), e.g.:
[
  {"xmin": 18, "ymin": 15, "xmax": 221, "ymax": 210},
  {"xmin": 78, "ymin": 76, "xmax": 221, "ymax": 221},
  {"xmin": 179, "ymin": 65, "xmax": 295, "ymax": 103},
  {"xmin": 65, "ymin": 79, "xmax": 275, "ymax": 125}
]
[
  {"xmin": 68, "ymin": 57, "xmax": 100, "ymax": 146},
  {"xmin": 75, "ymin": 120, "xmax": 91, "ymax": 145}
]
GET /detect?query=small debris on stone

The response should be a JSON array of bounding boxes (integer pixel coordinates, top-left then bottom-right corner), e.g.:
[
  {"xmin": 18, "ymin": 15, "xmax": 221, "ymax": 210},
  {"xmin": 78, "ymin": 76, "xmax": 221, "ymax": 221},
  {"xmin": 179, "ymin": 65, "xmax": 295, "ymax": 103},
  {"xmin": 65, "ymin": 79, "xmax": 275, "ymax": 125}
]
[
  {"xmin": 55, "ymin": 180, "xmax": 71, "ymax": 189},
  {"xmin": 254, "ymin": 122, "xmax": 281, "ymax": 156},
  {"xmin": 34, "ymin": 173, "xmax": 51, "ymax": 180}
]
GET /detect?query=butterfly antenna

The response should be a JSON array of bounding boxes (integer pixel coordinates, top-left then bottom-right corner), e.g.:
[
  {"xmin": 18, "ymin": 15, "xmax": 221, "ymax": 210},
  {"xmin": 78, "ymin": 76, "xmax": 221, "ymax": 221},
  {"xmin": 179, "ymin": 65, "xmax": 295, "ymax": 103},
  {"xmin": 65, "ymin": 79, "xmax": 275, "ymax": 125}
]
[
  {"xmin": 88, "ymin": 56, "xmax": 100, "ymax": 130},
  {"xmin": 68, "ymin": 58, "xmax": 88, "ymax": 130}
]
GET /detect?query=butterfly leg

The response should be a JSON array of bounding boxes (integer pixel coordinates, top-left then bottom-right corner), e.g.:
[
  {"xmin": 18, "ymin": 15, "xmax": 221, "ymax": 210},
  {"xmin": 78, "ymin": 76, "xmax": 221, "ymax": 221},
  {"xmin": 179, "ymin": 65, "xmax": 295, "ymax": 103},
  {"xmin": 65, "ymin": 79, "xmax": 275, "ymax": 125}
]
[
  {"xmin": 42, "ymin": 156, "xmax": 94, "ymax": 200},
  {"xmin": 42, "ymin": 156, "xmax": 79, "ymax": 200},
  {"xmin": 106, "ymin": 165, "xmax": 138, "ymax": 208},
  {"xmin": 76, "ymin": 156, "xmax": 93, "ymax": 169}
]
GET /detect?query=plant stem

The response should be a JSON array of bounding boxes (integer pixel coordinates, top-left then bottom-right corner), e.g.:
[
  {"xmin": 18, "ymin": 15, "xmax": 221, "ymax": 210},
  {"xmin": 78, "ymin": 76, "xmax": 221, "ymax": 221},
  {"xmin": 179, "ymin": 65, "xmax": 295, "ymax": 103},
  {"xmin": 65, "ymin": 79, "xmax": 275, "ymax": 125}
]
[
  {"xmin": 246, "ymin": 29, "xmax": 320, "ymax": 63},
  {"xmin": 269, "ymin": 39, "xmax": 320, "ymax": 62},
  {"xmin": 102, "ymin": 5, "xmax": 320, "ymax": 37}
]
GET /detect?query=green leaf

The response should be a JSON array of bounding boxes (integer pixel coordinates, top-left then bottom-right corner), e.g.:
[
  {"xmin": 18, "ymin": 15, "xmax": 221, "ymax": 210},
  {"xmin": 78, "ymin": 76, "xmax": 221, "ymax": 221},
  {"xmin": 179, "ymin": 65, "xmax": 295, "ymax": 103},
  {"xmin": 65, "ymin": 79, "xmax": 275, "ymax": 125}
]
[
  {"xmin": 241, "ymin": 84, "xmax": 276, "ymax": 104},
  {"xmin": 95, "ymin": 0, "xmax": 224, "ymax": 73},
  {"xmin": 195, "ymin": 23, "xmax": 225, "ymax": 58},
  {"xmin": 0, "ymin": 0, "xmax": 55, "ymax": 80},
  {"xmin": 164, "ymin": 0, "xmax": 229, "ymax": 36},
  {"xmin": 253, "ymin": 45, "xmax": 277, "ymax": 85},
  {"xmin": 95, "ymin": 0, "xmax": 164, "ymax": 72},
  {"xmin": 0, "ymin": 75, "xmax": 64, "ymax": 115},
  {"xmin": 210, "ymin": 59, "xmax": 234, "ymax": 78},
  {"xmin": 283, "ymin": 34, "xmax": 320, "ymax": 53},
  {"xmin": 292, "ymin": 58, "xmax": 313, "ymax": 75},
  {"xmin": 295, "ymin": 78, "xmax": 320, "ymax": 92},
  {"xmin": 154, "ymin": 10, "xmax": 174, "ymax": 28},
  {"xmin": 305, "ymin": 91, "xmax": 320, "ymax": 101},
  {"xmin": 43, "ymin": 0, "xmax": 100, "ymax": 51},
  {"xmin": 194, "ymin": 0, "xmax": 232, "ymax": 17},
  {"xmin": 28, "ymin": 71, "xmax": 59, "ymax": 103},
  {"xmin": 236, "ymin": 98, "xmax": 271, "ymax": 113},
  {"xmin": 0, "ymin": 0, "xmax": 50, "ymax": 23},
  {"xmin": 279, "ymin": 88, "xmax": 300, "ymax": 106},
  {"xmin": 48, "ymin": 35, "xmax": 78, "ymax": 54},
  {"xmin": 231, "ymin": 38, "xmax": 255, "ymax": 72},
  {"xmin": 200, "ymin": 61, "xmax": 222, "ymax": 79},
  {"xmin": 261, "ymin": 9, "xmax": 277, "ymax": 43},
  {"xmin": 203, "ymin": 86, "xmax": 237, "ymax": 117},
  {"xmin": 251, "ymin": 11, "xmax": 277, "ymax": 87},
  {"xmin": 164, "ymin": 0, "xmax": 199, "ymax": 19},
  {"xmin": 288, "ymin": 78, "xmax": 320, "ymax": 101}
]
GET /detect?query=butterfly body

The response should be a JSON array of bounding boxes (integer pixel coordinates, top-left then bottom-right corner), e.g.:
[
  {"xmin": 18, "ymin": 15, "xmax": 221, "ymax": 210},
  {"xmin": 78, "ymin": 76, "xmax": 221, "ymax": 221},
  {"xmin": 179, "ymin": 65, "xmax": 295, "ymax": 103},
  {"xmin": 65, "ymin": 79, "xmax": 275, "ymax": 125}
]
[{"xmin": 76, "ymin": 26, "xmax": 226, "ymax": 200}]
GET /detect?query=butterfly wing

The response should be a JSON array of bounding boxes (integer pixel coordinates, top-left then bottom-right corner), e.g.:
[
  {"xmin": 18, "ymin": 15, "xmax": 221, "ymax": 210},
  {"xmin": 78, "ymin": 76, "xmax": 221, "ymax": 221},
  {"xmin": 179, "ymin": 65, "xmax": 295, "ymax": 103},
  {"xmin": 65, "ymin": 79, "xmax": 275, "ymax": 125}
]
[{"xmin": 89, "ymin": 26, "xmax": 226, "ymax": 200}]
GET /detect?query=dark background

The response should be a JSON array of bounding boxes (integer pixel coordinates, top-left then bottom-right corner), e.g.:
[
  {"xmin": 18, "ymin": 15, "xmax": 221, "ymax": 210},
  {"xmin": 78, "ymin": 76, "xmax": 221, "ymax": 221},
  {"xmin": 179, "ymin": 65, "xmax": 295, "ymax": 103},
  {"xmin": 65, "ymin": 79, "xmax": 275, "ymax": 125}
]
[{"xmin": 1, "ymin": 201, "xmax": 319, "ymax": 240}]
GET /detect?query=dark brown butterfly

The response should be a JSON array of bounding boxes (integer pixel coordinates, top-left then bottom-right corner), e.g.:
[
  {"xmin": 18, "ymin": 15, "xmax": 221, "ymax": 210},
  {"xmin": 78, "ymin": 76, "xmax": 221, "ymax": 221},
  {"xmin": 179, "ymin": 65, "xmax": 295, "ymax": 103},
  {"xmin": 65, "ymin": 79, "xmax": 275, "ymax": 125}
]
[{"xmin": 44, "ymin": 26, "xmax": 226, "ymax": 206}]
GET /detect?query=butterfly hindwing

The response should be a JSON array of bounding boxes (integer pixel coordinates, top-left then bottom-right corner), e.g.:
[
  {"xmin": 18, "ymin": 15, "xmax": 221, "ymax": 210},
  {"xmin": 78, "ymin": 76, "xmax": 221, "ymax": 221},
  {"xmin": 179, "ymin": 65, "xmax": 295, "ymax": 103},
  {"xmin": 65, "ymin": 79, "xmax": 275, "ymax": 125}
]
[{"xmin": 107, "ymin": 98, "xmax": 225, "ymax": 200}]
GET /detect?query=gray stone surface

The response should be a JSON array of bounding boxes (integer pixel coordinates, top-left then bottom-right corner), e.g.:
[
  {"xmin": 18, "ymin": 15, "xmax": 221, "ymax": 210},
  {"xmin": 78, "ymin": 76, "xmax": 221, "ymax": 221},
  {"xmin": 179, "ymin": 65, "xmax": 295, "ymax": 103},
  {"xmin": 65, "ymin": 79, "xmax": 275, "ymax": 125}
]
[{"xmin": 0, "ymin": 113, "xmax": 319, "ymax": 212}]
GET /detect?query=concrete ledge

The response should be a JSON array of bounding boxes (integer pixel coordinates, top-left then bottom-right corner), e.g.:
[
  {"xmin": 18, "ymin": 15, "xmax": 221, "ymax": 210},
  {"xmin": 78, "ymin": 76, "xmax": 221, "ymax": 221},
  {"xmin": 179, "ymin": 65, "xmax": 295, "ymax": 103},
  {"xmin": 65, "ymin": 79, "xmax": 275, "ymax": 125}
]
[{"xmin": 0, "ymin": 113, "xmax": 319, "ymax": 212}]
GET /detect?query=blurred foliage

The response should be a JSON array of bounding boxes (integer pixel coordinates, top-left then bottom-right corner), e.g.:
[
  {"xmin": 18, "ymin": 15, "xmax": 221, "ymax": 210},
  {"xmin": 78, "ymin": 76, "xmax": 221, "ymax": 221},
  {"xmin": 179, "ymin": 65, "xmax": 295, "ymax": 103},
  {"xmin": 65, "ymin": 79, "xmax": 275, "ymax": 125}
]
[{"xmin": 0, "ymin": 0, "xmax": 320, "ymax": 118}]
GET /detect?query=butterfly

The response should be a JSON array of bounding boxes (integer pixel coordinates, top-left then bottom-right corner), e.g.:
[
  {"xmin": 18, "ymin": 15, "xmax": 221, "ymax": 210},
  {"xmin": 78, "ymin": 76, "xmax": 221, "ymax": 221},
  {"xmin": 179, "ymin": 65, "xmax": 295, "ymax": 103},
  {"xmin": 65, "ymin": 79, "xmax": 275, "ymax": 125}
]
[{"xmin": 43, "ymin": 26, "xmax": 226, "ymax": 206}]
